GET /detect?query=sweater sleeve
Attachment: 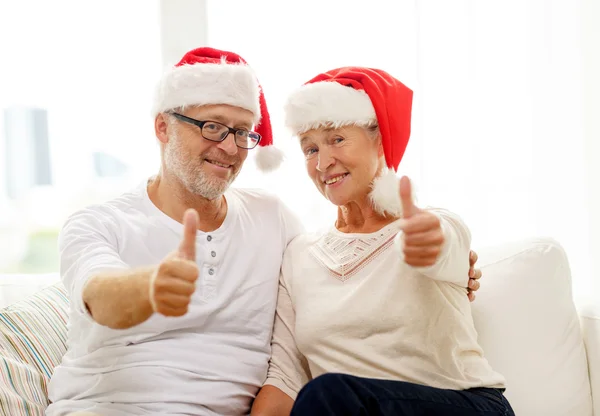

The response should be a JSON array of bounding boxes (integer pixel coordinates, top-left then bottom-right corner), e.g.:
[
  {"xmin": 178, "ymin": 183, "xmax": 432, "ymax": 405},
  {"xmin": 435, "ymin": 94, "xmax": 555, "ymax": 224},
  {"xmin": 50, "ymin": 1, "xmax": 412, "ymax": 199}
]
[
  {"xmin": 263, "ymin": 244, "xmax": 311, "ymax": 400},
  {"xmin": 396, "ymin": 208, "xmax": 471, "ymax": 287}
]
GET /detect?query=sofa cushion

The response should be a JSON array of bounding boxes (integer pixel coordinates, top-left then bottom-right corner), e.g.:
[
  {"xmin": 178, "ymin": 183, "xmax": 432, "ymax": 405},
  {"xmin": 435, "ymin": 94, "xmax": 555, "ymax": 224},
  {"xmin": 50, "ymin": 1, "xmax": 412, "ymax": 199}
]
[
  {"xmin": 0, "ymin": 283, "xmax": 68, "ymax": 415},
  {"xmin": 472, "ymin": 237, "xmax": 592, "ymax": 416}
]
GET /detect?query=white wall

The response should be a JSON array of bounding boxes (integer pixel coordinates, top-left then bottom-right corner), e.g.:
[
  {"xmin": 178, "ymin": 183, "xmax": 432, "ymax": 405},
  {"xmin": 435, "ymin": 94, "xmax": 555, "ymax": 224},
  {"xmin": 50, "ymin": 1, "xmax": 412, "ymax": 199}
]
[
  {"xmin": 581, "ymin": 0, "xmax": 600, "ymax": 297},
  {"xmin": 159, "ymin": 0, "xmax": 208, "ymax": 66}
]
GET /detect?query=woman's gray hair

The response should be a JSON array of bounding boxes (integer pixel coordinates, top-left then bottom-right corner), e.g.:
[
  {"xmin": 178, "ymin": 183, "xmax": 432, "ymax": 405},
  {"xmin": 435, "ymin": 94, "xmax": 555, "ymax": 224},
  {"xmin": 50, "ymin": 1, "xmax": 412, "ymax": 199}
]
[{"xmin": 365, "ymin": 122, "xmax": 381, "ymax": 140}]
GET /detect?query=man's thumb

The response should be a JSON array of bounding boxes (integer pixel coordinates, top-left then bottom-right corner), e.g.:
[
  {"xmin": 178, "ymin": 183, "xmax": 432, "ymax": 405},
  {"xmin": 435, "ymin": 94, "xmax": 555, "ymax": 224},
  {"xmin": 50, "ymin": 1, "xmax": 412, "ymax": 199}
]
[
  {"xmin": 178, "ymin": 209, "xmax": 198, "ymax": 261},
  {"xmin": 399, "ymin": 176, "xmax": 418, "ymax": 218}
]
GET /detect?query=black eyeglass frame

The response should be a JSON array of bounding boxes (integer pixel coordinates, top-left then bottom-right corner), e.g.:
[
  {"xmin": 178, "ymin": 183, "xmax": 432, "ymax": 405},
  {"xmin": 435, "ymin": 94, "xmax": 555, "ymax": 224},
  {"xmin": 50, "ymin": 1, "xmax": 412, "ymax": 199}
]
[{"xmin": 169, "ymin": 112, "xmax": 262, "ymax": 149}]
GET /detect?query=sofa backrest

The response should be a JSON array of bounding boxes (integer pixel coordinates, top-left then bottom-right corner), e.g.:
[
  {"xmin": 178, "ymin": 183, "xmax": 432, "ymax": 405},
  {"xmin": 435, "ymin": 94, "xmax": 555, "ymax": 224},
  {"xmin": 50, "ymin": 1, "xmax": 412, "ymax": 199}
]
[
  {"xmin": 0, "ymin": 273, "xmax": 61, "ymax": 308},
  {"xmin": 473, "ymin": 237, "xmax": 592, "ymax": 416}
]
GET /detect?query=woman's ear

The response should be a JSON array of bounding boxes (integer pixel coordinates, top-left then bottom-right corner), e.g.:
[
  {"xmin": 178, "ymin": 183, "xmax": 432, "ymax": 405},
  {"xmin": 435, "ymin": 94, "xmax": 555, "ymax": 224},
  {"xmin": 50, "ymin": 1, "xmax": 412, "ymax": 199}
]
[{"xmin": 378, "ymin": 138, "xmax": 385, "ymax": 157}]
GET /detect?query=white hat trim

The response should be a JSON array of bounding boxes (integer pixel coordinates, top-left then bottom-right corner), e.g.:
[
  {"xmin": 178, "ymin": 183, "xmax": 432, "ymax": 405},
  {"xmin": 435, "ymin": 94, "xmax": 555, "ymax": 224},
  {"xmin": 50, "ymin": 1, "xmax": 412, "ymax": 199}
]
[
  {"xmin": 369, "ymin": 168, "xmax": 402, "ymax": 217},
  {"xmin": 284, "ymin": 81, "xmax": 376, "ymax": 134},
  {"xmin": 152, "ymin": 61, "xmax": 261, "ymax": 122},
  {"xmin": 255, "ymin": 145, "xmax": 284, "ymax": 172},
  {"xmin": 369, "ymin": 169, "xmax": 419, "ymax": 217}
]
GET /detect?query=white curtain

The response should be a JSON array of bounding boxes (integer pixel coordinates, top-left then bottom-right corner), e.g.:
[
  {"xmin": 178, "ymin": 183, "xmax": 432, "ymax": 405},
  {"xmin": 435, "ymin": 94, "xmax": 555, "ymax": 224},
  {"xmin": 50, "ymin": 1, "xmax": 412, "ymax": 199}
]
[{"xmin": 206, "ymin": 0, "xmax": 597, "ymax": 301}]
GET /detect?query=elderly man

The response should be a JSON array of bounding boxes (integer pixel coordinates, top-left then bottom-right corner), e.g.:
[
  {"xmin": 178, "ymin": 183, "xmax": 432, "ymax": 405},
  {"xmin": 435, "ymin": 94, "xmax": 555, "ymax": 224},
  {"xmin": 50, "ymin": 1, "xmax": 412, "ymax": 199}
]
[{"xmin": 46, "ymin": 47, "xmax": 482, "ymax": 416}]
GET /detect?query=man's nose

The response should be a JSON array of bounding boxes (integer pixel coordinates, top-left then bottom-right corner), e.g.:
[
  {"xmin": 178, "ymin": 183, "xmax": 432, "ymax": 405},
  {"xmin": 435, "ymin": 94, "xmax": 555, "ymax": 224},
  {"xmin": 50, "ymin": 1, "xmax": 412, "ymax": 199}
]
[{"xmin": 216, "ymin": 132, "xmax": 238, "ymax": 156}]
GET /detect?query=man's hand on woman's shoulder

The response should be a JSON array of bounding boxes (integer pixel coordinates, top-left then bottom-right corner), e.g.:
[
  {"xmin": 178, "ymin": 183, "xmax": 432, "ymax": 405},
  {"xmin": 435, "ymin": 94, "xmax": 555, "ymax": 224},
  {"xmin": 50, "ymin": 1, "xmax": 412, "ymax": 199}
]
[{"xmin": 468, "ymin": 250, "xmax": 482, "ymax": 302}]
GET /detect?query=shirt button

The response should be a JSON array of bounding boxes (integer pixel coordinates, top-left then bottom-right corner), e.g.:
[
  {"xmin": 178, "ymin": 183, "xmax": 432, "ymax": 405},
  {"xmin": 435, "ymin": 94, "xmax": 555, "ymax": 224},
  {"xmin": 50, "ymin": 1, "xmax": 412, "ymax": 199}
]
[
  {"xmin": 211, "ymin": 251, "xmax": 216, "ymax": 257},
  {"xmin": 208, "ymin": 268, "xmax": 215, "ymax": 275},
  {"xmin": 207, "ymin": 235, "xmax": 212, "ymax": 242}
]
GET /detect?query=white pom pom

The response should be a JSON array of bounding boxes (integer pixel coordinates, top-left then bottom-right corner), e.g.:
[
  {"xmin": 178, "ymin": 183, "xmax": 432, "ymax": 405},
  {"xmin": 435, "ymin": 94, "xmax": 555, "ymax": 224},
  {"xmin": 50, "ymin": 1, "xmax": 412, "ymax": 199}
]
[
  {"xmin": 369, "ymin": 169, "xmax": 402, "ymax": 217},
  {"xmin": 255, "ymin": 145, "xmax": 285, "ymax": 172}
]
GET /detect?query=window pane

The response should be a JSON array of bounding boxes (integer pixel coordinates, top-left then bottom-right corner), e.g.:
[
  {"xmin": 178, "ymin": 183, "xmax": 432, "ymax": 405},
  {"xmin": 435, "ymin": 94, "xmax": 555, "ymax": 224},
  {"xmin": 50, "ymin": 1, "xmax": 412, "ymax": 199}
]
[{"xmin": 0, "ymin": 1, "xmax": 161, "ymax": 273}]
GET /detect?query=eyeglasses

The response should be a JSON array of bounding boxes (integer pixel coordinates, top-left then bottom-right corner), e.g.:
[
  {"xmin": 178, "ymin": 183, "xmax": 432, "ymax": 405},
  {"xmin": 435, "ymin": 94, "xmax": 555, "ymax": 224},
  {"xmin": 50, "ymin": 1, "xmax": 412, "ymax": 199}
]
[{"xmin": 169, "ymin": 112, "xmax": 261, "ymax": 150}]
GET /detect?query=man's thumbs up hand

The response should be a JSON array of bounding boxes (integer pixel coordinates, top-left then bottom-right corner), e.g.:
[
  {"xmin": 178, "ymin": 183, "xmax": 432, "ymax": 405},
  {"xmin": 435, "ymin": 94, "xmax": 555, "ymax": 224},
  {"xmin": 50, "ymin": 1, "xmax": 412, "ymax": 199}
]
[
  {"xmin": 178, "ymin": 209, "xmax": 199, "ymax": 261},
  {"xmin": 150, "ymin": 209, "xmax": 200, "ymax": 317},
  {"xmin": 398, "ymin": 177, "xmax": 445, "ymax": 267}
]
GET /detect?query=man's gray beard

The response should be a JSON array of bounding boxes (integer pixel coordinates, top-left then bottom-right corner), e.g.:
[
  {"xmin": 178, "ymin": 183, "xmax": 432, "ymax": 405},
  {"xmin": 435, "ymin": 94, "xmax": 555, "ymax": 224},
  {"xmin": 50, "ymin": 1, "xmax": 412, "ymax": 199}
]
[{"xmin": 164, "ymin": 132, "xmax": 240, "ymax": 200}]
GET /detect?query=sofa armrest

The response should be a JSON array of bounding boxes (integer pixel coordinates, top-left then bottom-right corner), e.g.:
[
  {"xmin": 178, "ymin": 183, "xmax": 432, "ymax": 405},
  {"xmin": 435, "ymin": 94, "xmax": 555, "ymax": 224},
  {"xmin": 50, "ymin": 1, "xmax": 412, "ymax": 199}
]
[
  {"xmin": 580, "ymin": 302, "xmax": 600, "ymax": 416},
  {"xmin": 0, "ymin": 282, "xmax": 68, "ymax": 412}
]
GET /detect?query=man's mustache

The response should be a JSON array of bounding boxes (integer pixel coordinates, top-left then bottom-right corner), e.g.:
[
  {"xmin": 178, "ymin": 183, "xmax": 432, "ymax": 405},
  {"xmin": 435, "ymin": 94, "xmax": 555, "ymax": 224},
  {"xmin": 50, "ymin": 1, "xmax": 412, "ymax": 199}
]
[{"xmin": 200, "ymin": 151, "xmax": 240, "ymax": 166}]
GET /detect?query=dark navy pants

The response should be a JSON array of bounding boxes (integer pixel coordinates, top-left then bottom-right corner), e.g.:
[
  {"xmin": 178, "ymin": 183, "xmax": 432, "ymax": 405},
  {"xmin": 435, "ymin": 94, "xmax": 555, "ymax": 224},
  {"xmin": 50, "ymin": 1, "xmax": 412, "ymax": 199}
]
[{"xmin": 291, "ymin": 373, "xmax": 515, "ymax": 416}]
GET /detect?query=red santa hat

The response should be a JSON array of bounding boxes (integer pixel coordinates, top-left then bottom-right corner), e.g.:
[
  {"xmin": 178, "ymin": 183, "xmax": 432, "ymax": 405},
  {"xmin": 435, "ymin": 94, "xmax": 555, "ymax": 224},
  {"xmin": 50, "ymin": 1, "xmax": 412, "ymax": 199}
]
[
  {"xmin": 284, "ymin": 67, "xmax": 413, "ymax": 216},
  {"xmin": 152, "ymin": 47, "xmax": 283, "ymax": 171}
]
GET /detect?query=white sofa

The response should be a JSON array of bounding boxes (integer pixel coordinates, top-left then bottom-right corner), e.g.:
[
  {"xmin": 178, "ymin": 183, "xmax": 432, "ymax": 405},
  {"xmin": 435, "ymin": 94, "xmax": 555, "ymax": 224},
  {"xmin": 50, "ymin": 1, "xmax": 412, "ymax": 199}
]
[
  {"xmin": 0, "ymin": 237, "xmax": 599, "ymax": 415},
  {"xmin": 0, "ymin": 272, "xmax": 61, "ymax": 309}
]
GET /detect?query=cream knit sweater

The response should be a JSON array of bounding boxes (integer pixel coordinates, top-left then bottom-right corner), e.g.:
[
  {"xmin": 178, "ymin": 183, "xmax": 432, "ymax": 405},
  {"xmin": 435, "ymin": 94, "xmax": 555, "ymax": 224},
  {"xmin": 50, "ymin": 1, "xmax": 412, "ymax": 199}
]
[{"xmin": 264, "ymin": 209, "xmax": 505, "ymax": 399}]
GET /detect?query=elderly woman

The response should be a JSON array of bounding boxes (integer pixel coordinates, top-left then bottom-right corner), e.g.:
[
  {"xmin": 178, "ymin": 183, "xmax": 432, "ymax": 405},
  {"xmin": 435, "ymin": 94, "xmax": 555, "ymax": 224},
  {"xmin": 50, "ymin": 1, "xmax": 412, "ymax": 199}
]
[{"xmin": 251, "ymin": 67, "xmax": 514, "ymax": 416}]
